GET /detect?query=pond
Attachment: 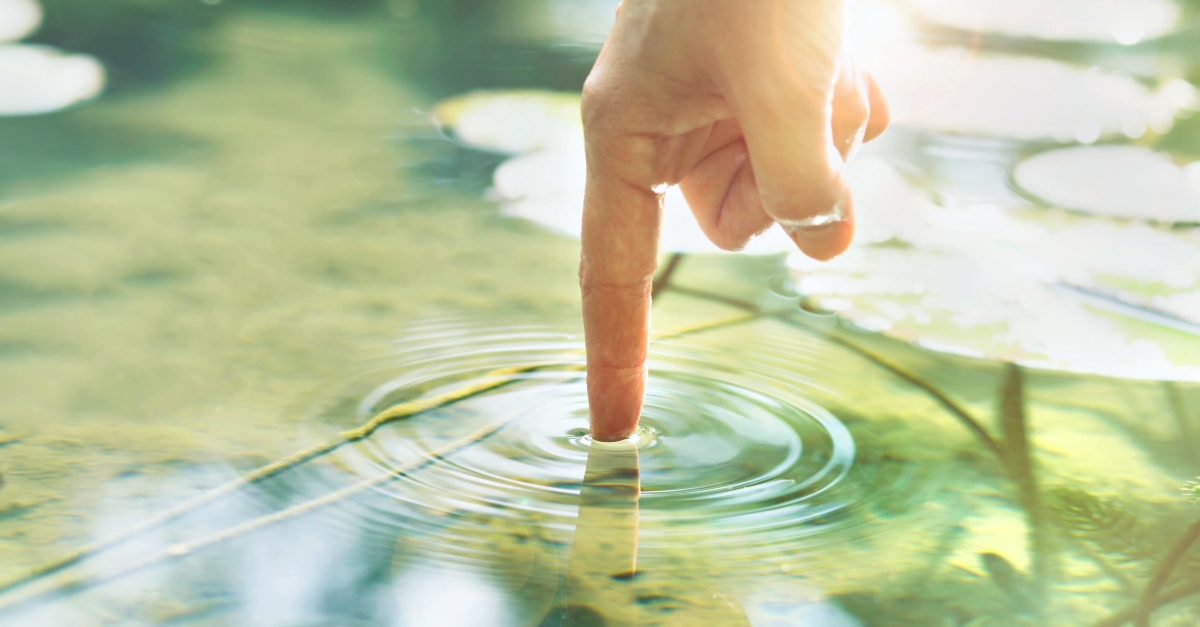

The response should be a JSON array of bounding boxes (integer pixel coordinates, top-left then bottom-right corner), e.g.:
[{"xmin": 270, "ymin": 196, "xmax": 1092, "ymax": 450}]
[{"xmin": 1, "ymin": 0, "xmax": 1199, "ymax": 625}]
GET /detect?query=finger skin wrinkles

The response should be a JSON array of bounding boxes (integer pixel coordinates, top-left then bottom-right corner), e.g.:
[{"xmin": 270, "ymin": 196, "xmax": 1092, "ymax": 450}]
[{"xmin": 579, "ymin": 0, "xmax": 886, "ymax": 439}]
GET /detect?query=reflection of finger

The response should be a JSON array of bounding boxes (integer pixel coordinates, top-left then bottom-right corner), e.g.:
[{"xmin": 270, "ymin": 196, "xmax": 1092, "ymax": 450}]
[
  {"xmin": 679, "ymin": 139, "xmax": 775, "ymax": 251},
  {"xmin": 831, "ymin": 55, "xmax": 870, "ymax": 161},
  {"xmin": 863, "ymin": 71, "xmax": 890, "ymax": 144},
  {"xmin": 563, "ymin": 440, "xmax": 640, "ymax": 627}
]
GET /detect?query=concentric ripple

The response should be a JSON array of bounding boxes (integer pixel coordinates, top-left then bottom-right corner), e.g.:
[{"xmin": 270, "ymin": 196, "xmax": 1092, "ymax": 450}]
[{"xmin": 304, "ymin": 317, "xmax": 934, "ymax": 570}]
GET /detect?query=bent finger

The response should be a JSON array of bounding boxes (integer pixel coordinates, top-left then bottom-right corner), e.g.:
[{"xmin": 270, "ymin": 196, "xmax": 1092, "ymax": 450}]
[
  {"xmin": 725, "ymin": 61, "xmax": 854, "ymax": 260},
  {"xmin": 830, "ymin": 54, "xmax": 870, "ymax": 161},
  {"xmin": 862, "ymin": 71, "xmax": 889, "ymax": 143},
  {"xmin": 678, "ymin": 138, "xmax": 774, "ymax": 251}
]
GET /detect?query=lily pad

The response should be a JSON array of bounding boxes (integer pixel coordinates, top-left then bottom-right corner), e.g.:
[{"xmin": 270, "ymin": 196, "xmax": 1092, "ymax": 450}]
[
  {"xmin": 435, "ymin": 90, "xmax": 797, "ymax": 255},
  {"xmin": 904, "ymin": 0, "xmax": 1180, "ymax": 43},
  {"xmin": 0, "ymin": 44, "xmax": 105, "ymax": 115},
  {"xmin": 789, "ymin": 158, "xmax": 1200, "ymax": 381},
  {"xmin": 851, "ymin": 4, "xmax": 1197, "ymax": 141},
  {"xmin": 0, "ymin": 0, "xmax": 39, "ymax": 44},
  {"xmin": 1014, "ymin": 145, "xmax": 1200, "ymax": 223}
]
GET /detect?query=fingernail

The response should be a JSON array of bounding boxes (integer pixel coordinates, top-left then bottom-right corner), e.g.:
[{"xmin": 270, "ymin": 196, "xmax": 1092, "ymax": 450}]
[
  {"xmin": 778, "ymin": 203, "xmax": 850, "ymax": 261},
  {"xmin": 777, "ymin": 202, "xmax": 847, "ymax": 232}
]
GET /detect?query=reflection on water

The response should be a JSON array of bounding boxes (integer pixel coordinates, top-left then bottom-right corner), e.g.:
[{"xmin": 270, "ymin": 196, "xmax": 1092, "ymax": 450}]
[{"xmin": 1, "ymin": 0, "xmax": 1200, "ymax": 625}]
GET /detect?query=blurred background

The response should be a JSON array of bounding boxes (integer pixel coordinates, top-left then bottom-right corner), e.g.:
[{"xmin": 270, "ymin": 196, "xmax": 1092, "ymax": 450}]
[{"xmin": 2, "ymin": 0, "xmax": 1200, "ymax": 625}]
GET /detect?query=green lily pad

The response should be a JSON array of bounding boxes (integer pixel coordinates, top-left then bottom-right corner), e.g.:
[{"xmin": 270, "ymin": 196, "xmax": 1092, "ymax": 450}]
[{"xmin": 790, "ymin": 158, "xmax": 1200, "ymax": 380}]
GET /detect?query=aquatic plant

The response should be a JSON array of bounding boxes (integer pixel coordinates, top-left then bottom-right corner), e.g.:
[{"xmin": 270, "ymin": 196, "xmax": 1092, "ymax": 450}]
[
  {"xmin": 788, "ymin": 157, "xmax": 1200, "ymax": 383},
  {"xmin": 1184, "ymin": 479, "xmax": 1200, "ymax": 505},
  {"xmin": 1048, "ymin": 487, "xmax": 1158, "ymax": 569},
  {"xmin": 0, "ymin": 313, "xmax": 753, "ymax": 615}
]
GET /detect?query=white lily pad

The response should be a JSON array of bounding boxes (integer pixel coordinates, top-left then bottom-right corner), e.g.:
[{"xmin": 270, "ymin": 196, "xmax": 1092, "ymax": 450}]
[
  {"xmin": 851, "ymin": 4, "xmax": 1197, "ymax": 141},
  {"xmin": 433, "ymin": 90, "xmax": 583, "ymax": 154},
  {"xmin": 868, "ymin": 47, "xmax": 1194, "ymax": 141},
  {"xmin": 905, "ymin": 0, "xmax": 1180, "ymax": 43},
  {"xmin": 1014, "ymin": 145, "xmax": 1200, "ymax": 223},
  {"xmin": 0, "ymin": 0, "xmax": 40, "ymax": 44},
  {"xmin": 436, "ymin": 90, "xmax": 797, "ymax": 255},
  {"xmin": 0, "ymin": 44, "xmax": 105, "ymax": 116},
  {"xmin": 789, "ymin": 158, "xmax": 1200, "ymax": 381}
]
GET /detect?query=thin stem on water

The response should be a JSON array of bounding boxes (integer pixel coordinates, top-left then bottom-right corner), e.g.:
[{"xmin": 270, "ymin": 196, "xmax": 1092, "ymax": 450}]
[
  {"xmin": 0, "ymin": 362, "xmax": 549, "ymax": 599},
  {"xmin": 1096, "ymin": 580, "xmax": 1200, "ymax": 627},
  {"xmin": 0, "ymin": 420, "xmax": 514, "ymax": 616},
  {"xmin": 1133, "ymin": 518, "xmax": 1200, "ymax": 627},
  {"xmin": 666, "ymin": 285, "xmax": 1004, "ymax": 459},
  {"xmin": 651, "ymin": 252, "xmax": 685, "ymax": 300},
  {"xmin": 0, "ymin": 313, "xmax": 757, "ymax": 615},
  {"xmin": 998, "ymin": 364, "xmax": 1051, "ymax": 592},
  {"xmin": 1164, "ymin": 382, "xmax": 1197, "ymax": 469}
]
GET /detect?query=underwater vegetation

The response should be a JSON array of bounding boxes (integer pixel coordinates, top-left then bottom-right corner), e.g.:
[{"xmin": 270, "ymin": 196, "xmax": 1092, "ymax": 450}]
[{"xmin": 2, "ymin": 0, "xmax": 1200, "ymax": 625}]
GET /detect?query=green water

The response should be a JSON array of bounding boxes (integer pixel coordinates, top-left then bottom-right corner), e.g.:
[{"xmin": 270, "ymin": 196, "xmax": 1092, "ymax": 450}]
[{"xmin": 1, "ymin": 1, "xmax": 1200, "ymax": 626}]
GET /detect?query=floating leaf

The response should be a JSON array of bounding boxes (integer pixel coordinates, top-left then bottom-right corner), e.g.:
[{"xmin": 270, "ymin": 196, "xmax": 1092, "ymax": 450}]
[
  {"xmin": 788, "ymin": 158, "xmax": 1200, "ymax": 380},
  {"xmin": 1015, "ymin": 146, "xmax": 1200, "ymax": 223},
  {"xmin": 850, "ymin": 4, "xmax": 1196, "ymax": 141},
  {"xmin": 0, "ymin": 0, "xmax": 39, "ymax": 44},
  {"xmin": 904, "ymin": 0, "xmax": 1180, "ymax": 43},
  {"xmin": 0, "ymin": 44, "xmax": 105, "ymax": 116},
  {"xmin": 435, "ymin": 90, "xmax": 797, "ymax": 255}
]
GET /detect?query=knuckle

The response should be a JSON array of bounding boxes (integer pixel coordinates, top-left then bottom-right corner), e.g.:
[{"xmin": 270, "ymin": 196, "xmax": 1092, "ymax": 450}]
[
  {"xmin": 580, "ymin": 73, "xmax": 614, "ymax": 129},
  {"xmin": 578, "ymin": 258, "xmax": 653, "ymax": 296},
  {"xmin": 579, "ymin": 274, "xmax": 653, "ymax": 299}
]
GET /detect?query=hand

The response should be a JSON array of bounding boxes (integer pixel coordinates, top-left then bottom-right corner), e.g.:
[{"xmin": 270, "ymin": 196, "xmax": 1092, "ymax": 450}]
[{"xmin": 580, "ymin": 0, "xmax": 888, "ymax": 441}]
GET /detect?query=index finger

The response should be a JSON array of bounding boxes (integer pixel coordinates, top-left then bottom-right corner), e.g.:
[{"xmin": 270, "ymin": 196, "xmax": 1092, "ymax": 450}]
[{"xmin": 580, "ymin": 140, "xmax": 661, "ymax": 443}]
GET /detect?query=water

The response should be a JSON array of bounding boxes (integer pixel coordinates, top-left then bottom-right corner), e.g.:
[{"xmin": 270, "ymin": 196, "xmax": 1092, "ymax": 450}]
[{"xmin": 2, "ymin": 1, "xmax": 1200, "ymax": 625}]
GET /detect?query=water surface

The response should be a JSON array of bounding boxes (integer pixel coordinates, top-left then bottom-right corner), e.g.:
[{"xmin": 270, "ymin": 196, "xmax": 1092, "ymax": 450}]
[{"xmin": 1, "ymin": 1, "xmax": 1200, "ymax": 626}]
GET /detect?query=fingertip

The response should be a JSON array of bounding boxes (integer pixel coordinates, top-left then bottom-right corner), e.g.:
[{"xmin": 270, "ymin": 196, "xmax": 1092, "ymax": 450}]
[
  {"xmin": 782, "ymin": 194, "xmax": 855, "ymax": 261},
  {"xmin": 788, "ymin": 219, "xmax": 854, "ymax": 261}
]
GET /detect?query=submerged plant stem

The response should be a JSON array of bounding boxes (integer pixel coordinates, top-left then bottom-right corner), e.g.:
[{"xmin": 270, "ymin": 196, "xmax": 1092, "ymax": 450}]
[
  {"xmin": 0, "ymin": 419, "xmax": 515, "ymax": 616},
  {"xmin": 651, "ymin": 252, "xmax": 685, "ymax": 299},
  {"xmin": 1164, "ymin": 382, "xmax": 1197, "ymax": 468},
  {"xmin": 0, "ymin": 363, "xmax": 549, "ymax": 600},
  {"xmin": 0, "ymin": 313, "xmax": 756, "ymax": 614},
  {"xmin": 999, "ymin": 365, "xmax": 1051, "ymax": 591},
  {"xmin": 666, "ymin": 285, "xmax": 1004, "ymax": 459},
  {"xmin": 1096, "ymin": 579, "xmax": 1200, "ymax": 627},
  {"xmin": 1133, "ymin": 518, "xmax": 1200, "ymax": 627}
]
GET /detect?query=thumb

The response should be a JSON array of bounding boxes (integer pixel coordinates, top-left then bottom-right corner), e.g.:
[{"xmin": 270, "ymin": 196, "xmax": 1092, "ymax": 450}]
[{"xmin": 722, "ymin": 11, "xmax": 854, "ymax": 261}]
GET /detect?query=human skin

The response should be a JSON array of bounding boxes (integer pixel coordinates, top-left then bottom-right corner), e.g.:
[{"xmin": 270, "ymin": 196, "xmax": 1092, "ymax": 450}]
[{"xmin": 581, "ymin": 0, "xmax": 889, "ymax": 441}]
